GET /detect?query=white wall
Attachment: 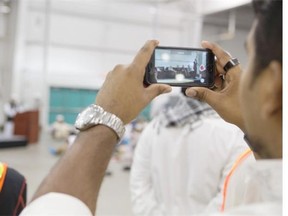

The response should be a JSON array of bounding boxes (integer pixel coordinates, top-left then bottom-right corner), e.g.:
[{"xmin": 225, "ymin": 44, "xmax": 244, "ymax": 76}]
[
  {"xmin": 0, "ymin": 13, "xmax": 7, "ymax": 125},
  {"xmin": 1, "ymin": 0, "xmax": 253, "ymax": 127},
  {"xmin": 0, "ymin": 4, "xmax": 18, "ymax": 126},
  {"xmin": 201, "ymin": 0, "xmax": 251, "ymax": 14},
  {"xmin": 202, "ymin": 24, "xmax": 250, "ymax": 67},
  {"xmin": 0, "ymin": 39, "xmax": 5, "ymax": 125},
  {"xmin": 7, "ymin": 0, "xmax": 203, "ymax": 127}
]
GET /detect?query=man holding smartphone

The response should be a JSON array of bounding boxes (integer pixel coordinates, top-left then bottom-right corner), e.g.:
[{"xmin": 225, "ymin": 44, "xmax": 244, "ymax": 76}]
[{"xmin": 21, "ymin": 0, "xmax": 282, "ymax": 215}]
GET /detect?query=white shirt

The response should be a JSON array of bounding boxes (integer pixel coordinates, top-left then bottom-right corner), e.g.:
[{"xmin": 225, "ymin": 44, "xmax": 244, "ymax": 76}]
[
  {"xmin": 130, "ymin": 116, "xmax": 250, "ymax": 216},
  {"xmin": 223, "ymin": 159, "xmax": 282, "ymax": 214},
  {"xmin": 20, "ymin": 160, "xmax": 282, "ymax": 216}
]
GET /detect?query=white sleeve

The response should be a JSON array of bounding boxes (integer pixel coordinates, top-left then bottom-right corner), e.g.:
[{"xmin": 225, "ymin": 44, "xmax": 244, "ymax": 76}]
[
  {"xmin": 20, "ymin": 192, "xmax": 92, "ymax": 216},
  {"xmin": 130, "ymin": 122, "xmax": 164, "ymax": 216}
]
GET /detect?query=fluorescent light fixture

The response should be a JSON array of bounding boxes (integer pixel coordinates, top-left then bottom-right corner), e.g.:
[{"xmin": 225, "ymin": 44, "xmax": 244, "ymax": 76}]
[
  {"xmin": 161, "ymin": 53, "xmax": 170, "ymax": 61},
  {"xmin": 175, "ymin": 74, "xmax": 185, "ymax": 81},
  {"xmin": 0, "ymin": 5, "xmax": 10, "ymax": 14}
]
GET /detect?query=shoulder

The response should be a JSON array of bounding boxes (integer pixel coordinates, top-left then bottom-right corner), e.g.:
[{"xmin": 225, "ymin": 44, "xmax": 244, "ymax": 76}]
[
  {"xmin": 201, "ymin": 117, "xmax": 242, "ymax": 134},
  {"xmin": 197, "ymin": 117, "xmax": 246, "ymax": 150}
]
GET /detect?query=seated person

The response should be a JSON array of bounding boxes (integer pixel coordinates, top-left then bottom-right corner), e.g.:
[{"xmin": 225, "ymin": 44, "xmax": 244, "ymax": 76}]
[{"xmin": 50, "ymin": 115, "xmax": 72, "ymax": 140}]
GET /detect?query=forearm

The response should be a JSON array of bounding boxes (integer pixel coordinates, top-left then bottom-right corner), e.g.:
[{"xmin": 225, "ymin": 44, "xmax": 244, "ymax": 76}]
[
  {"xmin": 32, "ymin": 125, "xmax": 118, "ymax": 214},
  {"xmin": 28, "ymin": 40, "xmax": 171, "ymax": 215}
]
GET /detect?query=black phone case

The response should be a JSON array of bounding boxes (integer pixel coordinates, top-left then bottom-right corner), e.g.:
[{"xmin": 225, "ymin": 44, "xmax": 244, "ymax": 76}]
[{"xmin": 144, "ymin": 46, "xmax": 215, "ymax": 88}]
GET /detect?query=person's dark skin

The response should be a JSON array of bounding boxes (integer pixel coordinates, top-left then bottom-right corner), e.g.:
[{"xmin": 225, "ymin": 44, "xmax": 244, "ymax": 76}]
[{"xmin": 32, "ymin": 40, "xmax": 172, "ymax": 214}]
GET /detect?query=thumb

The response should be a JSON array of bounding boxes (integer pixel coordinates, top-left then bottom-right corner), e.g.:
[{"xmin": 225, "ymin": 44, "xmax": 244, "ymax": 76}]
[
  {"xmin": 186, "ymin": 87, "xmax": 219, "ymax": 107},
  {"xmin": 146, "ymin": 84, "xmax": 172, "ymax": 101}
]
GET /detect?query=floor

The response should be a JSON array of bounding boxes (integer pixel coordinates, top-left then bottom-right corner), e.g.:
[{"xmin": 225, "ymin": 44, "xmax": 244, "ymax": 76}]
[{"xmin": 0, "ymin": 132, "xmax": 134, "ymax": 216}]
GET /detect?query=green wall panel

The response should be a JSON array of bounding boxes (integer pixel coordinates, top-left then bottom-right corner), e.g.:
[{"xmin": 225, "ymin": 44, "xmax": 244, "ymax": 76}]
[
  {"xmin": 140, "ymin": 104, "xmax": 151, "ymax": 121},
  {"xmin": 49, "ymin": 87, "xmax": 98, "ymax": 125},
  {"xmin": 49, "ymin": 87, "xmax": 151, "ymax": 125}
]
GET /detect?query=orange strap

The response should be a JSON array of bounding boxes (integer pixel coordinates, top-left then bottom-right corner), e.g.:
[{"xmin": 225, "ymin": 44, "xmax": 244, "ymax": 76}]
[
  {"xmin": 220, "ymin": 148, "xmax": 252, "ymax": 212},
  {"xmin": 0, "ymin": 162, "xmax": 8, "ymax": 192}
]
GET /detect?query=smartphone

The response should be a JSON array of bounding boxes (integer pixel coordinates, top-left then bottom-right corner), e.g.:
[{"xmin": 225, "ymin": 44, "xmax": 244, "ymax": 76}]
[{"xmin": 145, "ymin": 46, "xmax": 215, "ymax": 87}]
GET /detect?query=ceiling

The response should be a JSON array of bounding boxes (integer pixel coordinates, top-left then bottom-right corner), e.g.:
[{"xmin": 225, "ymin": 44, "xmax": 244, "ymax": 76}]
[
  {"xmin": 204, "ymin": 4, "xmax": 254, "ymax": 30},
  {"xmin": 0, "ymin": 0, "xmax": 11, "ymax": 14}
]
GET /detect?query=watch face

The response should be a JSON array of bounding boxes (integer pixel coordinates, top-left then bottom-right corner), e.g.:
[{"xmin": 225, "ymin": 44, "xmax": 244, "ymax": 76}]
[
  {"xmin": 74, "ymin": 104, "xmax": 125, "ymax": 138},
  {"xmin": 75, "ymin": 106, "xmax": 95, "ymax": 129}
]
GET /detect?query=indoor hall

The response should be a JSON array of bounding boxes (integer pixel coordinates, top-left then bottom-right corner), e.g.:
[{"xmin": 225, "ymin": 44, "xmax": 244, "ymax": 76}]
[{"xmin": 0, "ymin": 0, "xmax": 284, "ymax": 215}]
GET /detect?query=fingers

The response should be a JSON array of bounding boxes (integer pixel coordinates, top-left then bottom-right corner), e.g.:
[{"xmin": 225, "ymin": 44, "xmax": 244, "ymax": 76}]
[
  {"xmin": 132, "ymin": 40, "xmax": 159, "ymax": 69},
  {"xmin": 146, "ymin": 84, "xmax": 172, "ymax": 101},
  {"xmin": 214, "ymin": 75, "xmax": 223, "ymax": 89},
  {"xmin": 186, "ymin": 87, "xmax": 220, "ymax": 108},
  {"xmin": 202, "ymin": 41, "xmax": 232, "ymax": 73},
  {"xmin": 216, "ymin": 61, "xmax": 225, "ymax": 75}
]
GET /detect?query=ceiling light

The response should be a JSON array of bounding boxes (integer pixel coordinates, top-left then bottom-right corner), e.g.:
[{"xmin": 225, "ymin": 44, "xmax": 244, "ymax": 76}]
[{"xmin": 0, "ymin": 5, "xmax": 10, "ymax": 14}]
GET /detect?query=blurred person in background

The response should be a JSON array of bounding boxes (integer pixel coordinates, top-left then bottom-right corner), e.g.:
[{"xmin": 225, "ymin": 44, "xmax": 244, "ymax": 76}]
[
  {"xmin": 50, "ymin": 114, "xmax": 73, "ymax": 140},
  {"xmin": 2, "ymin": 96, "xmax": 22, "ymax": 137},
  {"xmin": 49, "ymin": 115, "xmax": 75, "ymax": 155},
  {"xmin": 120, "ymin": 118, "xmax": 148, "ymax": 171},
  {"xmin": 130, "ymin": 89, "xmax": 252, "ymax": 215}
]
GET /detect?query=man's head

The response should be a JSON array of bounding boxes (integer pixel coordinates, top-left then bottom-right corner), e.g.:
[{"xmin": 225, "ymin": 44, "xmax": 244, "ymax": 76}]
[
  {"xmin": 252, "ymin": 0, "xmax": 282, "ymax": 76},
  {"xmin": 56, "ymin": 114, "xmax": 65, "ymax": 123},
  {"xmin": 239, "ymin": 0, "xmax": 282, "ymax": 158}
]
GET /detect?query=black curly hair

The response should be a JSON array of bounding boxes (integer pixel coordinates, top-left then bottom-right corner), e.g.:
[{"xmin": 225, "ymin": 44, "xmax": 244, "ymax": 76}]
[{"xmin": 252, "ymin": 0, "xmax": 282, "ymax": 75}]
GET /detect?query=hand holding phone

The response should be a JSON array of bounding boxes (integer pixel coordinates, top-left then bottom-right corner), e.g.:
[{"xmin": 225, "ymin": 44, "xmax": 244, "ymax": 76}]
[{"xmin": 145, "ymin": 46, "xmax": 215, "ymax": 87}]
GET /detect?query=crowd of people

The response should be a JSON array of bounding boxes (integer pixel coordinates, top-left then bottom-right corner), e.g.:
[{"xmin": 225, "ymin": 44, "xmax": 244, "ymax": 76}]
[
  {"xmin": 153, "ymin": 59, "xmax": 208, "ymax": 82},
  {"xmin": 155, "ymin": 64, "xmax": 199, "ymax": 79}
]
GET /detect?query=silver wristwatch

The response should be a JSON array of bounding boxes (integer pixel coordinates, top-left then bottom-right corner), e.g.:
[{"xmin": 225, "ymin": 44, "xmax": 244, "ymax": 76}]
[{"xmin": 75, "ymin": 104, "xmax": 125, "ymax": 139}]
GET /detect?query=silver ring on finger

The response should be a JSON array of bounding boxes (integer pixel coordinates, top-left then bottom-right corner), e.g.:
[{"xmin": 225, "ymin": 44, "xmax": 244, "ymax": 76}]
[{"xmin": 223, "ymin": 58, "xmax": 240, "ymax": 75}]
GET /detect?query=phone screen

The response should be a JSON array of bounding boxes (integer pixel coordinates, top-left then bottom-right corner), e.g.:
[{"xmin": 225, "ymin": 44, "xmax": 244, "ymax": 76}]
[{"xmin": 145, "ymin": 47, "xmax": 215, "ymax": 87}]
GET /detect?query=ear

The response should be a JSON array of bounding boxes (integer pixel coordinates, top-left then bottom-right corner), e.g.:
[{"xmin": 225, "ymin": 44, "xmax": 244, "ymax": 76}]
[{"xmin": 261, "ymin": 61, "xmax": 282, "ymax": 119}]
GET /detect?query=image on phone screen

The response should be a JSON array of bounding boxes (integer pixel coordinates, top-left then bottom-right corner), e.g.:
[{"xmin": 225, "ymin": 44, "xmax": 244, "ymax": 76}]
[{"xmin": 146, "ymin": 47, "xmax": 215, "ymax": 87}]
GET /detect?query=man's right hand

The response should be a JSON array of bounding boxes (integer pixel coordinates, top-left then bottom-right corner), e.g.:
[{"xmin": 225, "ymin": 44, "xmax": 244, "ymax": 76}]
[
  {"xmin": 186, "ymin": 41, "xmax": 245, "ymax": 131},
  {"xmin": 96, "ymin": 40, "xmax": 172, "ymax": 125}
]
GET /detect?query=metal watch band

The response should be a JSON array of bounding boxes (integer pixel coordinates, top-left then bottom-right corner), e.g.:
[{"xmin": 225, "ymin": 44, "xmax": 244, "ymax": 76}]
[
  {"xmin": 223, "ymin": 58, "xmax": 240, "ymax": 72},
  {"xmin": 93, "ymin": 105, "xmax": 125, "ymax": 139},
  {"xmin": 77, "ymin": 104, "xmax": 125, "ymax": 139}
]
